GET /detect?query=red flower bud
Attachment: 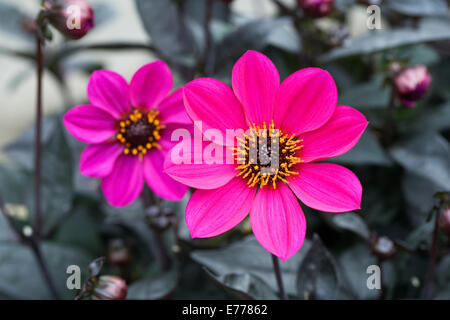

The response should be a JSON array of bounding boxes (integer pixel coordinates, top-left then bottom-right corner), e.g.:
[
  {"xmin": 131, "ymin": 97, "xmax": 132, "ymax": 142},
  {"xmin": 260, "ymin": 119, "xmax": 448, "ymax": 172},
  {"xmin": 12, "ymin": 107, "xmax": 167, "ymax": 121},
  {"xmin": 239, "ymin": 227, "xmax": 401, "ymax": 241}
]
[
  {"xmin": 48, "ymin": 0, "xmax": 94, "ymax": 40},
  {"xmin": 438, "ymin": 206, "xmax": 450, "ymax": 236},
  {"xmin": 92, "ymin": 276, "xmax": 127, "ymax": 300},
  {"xmin": 297, "ymin": 0, "xmax": 334, "ymax": 18},
  {"xmin": 394, "ymin": 65, "xmax": 432, "ymax": 107}
]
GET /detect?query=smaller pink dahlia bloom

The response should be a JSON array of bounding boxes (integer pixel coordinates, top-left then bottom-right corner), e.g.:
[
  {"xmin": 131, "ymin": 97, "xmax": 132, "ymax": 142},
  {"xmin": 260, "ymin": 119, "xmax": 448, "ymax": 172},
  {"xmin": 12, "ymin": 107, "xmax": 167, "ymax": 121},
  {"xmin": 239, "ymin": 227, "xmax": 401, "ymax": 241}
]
[
  {"xmin": 165, "ymin": 51, "xmax": 368, "ymax": 260},
  {"xmin": 64, "ymin": 61, "xmax": 191, "ymax": 207}
]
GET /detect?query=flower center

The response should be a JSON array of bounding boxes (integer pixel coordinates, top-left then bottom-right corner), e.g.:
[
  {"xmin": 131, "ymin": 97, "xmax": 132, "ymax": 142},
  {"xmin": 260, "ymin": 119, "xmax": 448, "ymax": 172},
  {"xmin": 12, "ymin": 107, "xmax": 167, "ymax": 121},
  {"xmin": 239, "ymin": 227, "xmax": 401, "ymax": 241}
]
[
  {"xmin": 234, "ymin": 122, "xmax": 303, "ymax": 189},
  {"xmin": 116, "ymin": 109, "xmax": 165, "ymax": 157}
]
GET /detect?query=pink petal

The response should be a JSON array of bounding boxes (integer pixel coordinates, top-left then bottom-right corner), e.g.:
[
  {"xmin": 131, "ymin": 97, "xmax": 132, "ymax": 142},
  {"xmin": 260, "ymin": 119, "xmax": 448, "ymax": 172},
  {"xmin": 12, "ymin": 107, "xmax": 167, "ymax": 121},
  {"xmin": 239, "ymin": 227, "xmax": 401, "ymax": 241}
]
[
  {"xmin": 183, "ymin": 78, "xmax": 247, "ymax": 145},
  {"xmin": 80, "ymin": 142, "xmax": 124, "ymax": 178},
  {"xmin": 163, "ymin": 127, "xmax": 236, "ymax": 189},
  {"xmin": 144, "ymin": 149, "xmax": 188, "ymax": 201},
  {"xmin": 158, "ymin": 123, "xmax": 192, "ymax": 151},
  {"xmin": 87, "ymin": 70, "xmax": 130, "ymax": 119},
  {"xmin": 290, "ymin": 163, "xmax": 362, "ymax": 213},
  {"xmin": 275, "ymin": 68, "xmax": 337, "ymax": 135},
  {"xmin": 130, "ymin": 61, "xmax": 173, "ymax": 111},
  {"xmin": 186, "ymin": 177, "xmax": 255, "ymax": 238},
  {"xmin": 232, "ymin": 50, "xmax": 280, "ymax": 125},
  {"xmin": 164, "ymin": 157, "xmax": 236, "ymax": 190},
  {"xmin": 63, "ymin": 105, "xmax": 117, "ymax": 144},
  {"xmin": 101, "ymin": 155, "xmax": 144, "ymax": 207},
  {"xmin": 250, "ymin": 184, "xmax": 306, "ymax": 261},
  {"xmin": 300, "ymin": 105, "xmax": 368, "ymax": 162},
  {"xmin": 158, "ymin": 88, "xmax": 192, "ymax": 125}
]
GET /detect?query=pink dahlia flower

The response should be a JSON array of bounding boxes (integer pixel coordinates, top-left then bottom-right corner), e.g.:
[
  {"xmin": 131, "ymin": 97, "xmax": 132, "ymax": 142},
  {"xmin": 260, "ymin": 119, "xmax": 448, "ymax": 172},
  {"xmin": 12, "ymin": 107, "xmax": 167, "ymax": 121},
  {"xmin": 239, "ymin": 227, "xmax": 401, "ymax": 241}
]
[
  {"xmin": 64, "ymin": 61, "xmax": 191, "ymax": 207},
  {"xmin": 165, "ymin": 51, "xmax": 368, "ymax": 260}
]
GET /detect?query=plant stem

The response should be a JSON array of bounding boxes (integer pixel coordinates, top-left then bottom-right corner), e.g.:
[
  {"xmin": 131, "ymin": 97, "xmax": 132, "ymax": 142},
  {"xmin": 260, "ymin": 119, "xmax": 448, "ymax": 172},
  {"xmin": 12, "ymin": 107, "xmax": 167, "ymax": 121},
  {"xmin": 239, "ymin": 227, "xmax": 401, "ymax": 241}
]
[
  {"xmin": 0, "ymin": 195, "xmax": 59, "ymax": 299},
  {"xmin": 29, "ymin": 239, "xmax": 59, "ymax": 299},
  {"xmin": 423, "ymin": 215, "xmax": 440, "ymax": 299},
  {"xmin": 34, "ymin": 36, "xmax": 43, "ymax": 238},
  {"xmin": 271, "ymin": 254, "xmax": 287, "ymax": 300},
  {"xmin": 141, "ymin": 190, "xmax": 172, "ymax": 271},
  {"xmin": 383, "ymin": 86, "xmax": 396, "ymax": 146}
]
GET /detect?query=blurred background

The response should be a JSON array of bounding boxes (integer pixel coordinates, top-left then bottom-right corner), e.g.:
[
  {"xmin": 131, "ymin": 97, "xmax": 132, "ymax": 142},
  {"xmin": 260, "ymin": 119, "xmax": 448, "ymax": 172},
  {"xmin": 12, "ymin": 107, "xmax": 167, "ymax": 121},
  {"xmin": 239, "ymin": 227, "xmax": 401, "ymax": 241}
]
[{"xmin": 0, "ymin": 0, "xmax": 449, "ymax": 300}]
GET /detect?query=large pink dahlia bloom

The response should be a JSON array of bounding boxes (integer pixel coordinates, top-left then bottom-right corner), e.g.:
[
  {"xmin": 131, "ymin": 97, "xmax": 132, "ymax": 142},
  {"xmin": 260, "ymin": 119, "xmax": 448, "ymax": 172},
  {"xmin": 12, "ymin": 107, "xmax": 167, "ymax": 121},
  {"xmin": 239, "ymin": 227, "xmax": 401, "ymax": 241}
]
[
  {"xmin": 64, "ymin": 61, "xmax": 191, "ymax": 207},
  {"xmin": 165, "ymin": 51, "xmax": 368, "ymax": 260}
]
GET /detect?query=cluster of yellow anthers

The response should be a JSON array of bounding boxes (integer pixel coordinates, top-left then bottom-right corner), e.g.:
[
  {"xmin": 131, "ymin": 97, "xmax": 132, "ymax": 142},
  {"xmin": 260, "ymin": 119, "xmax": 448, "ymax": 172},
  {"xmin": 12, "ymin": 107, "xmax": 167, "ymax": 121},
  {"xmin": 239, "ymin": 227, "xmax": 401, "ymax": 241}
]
[
  {"xmin": 115, "ymin": 109, "xmax": 165, "ymax": 159},
  {"xmin": 234, "ymin": 122, "xmax": 303, "ymax": 189}
]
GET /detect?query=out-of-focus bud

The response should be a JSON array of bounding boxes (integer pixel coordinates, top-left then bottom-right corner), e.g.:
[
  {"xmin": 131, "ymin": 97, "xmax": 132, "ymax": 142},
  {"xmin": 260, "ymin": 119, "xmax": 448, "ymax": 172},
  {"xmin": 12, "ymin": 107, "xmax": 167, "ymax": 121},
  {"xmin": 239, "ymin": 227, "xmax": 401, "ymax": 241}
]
[
  {"xmin": 145, "ymin": 205, "xmax": 173, "ymax": 231},
  {"xmin": 371, "ymin": 235, "xmax": 397, "ymax": 260},
  {"xmin": 438, "ymin": 205, "xmax": 450, "ymax": 236},
  {"xmin": 107, "ymin": 239, "xmax": 132, "ymax": 266},
  {"xmin": 297, "ymin": 0, "xmax": 334, "ymax": 18},
  {"xmin": 92, "ymin": 276, "xmax": 127, "ymax": 300},
  {"xmin": 47, "ymin": 0, "xmax": 95, "ymax": 40},
  {"xmin": 394, "ymin": 65, "xmax": 432, "ymax": 107}
]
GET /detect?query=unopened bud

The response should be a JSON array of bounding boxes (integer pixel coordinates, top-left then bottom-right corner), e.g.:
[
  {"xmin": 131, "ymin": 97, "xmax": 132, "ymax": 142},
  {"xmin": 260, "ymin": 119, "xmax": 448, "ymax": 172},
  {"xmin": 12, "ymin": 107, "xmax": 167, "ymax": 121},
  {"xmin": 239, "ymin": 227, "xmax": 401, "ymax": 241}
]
[
  {"xmin": 394, "ymin": 65, "xmax": 432, "ymax": 107},
  {"xmin": 48, "ymin": 0, "xmax": 94, "ymax": 40},
  {"xmin": 371, "ymin": 235, "xmax": 397, "ymax": 260},
  {"xmin": 107, "ymin": 239, "xmax": 132, "ymax": 266},
  {"xmin": 92, "ymin": 276, "xmax": 127, "ymax": 300},
  {"xmin": 145, "ymin": 205, "xmax": 173, "ymax": 231},
  {"xmin": 438, "ymin": 206, "xmax": 450, "ymax": 236},
  {"xmin": 297, "ymin": 0, "xmax": 334, "ymax": 18}
]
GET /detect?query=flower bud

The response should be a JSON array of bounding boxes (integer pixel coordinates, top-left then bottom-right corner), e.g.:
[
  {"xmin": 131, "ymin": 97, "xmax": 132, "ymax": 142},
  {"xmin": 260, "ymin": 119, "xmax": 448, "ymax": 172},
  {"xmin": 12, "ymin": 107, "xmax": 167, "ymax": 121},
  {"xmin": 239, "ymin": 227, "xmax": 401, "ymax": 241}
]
[
  {"xmin": 297, "ymin": 0, "xmax": 334, "ymax": 18},
  {"xmin": 107, "ymin": 239, "xmax": 132, "ymax": 266},
  {"xmin": 145, "ymin": 205, "xmax": 173, "ymax": 231},
  {"xmin": 394, "ymin": 65, "xmax": 432, "ymax": 107},
  {"xmin": 92, "ymin": 276, "xmax": 127, "ymax": 300},
  {"xmin": 48, "ymin": 0, "xmax": 95, "ymax": 40},
  {"xmin": 371, "ymin": 235, "xmax": 396, "ymax": 260},
  {"xmin": 438, "ymin": 206, "xmax": 450, "ymax": 236}
]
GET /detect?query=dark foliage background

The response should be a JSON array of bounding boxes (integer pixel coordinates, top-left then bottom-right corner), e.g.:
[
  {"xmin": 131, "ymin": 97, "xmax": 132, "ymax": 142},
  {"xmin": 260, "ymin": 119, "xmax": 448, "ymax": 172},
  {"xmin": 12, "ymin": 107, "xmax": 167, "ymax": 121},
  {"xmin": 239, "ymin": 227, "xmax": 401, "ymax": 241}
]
[{"xmin": 0, "ymin": 0, "xmax": 449, "ymax": 300}]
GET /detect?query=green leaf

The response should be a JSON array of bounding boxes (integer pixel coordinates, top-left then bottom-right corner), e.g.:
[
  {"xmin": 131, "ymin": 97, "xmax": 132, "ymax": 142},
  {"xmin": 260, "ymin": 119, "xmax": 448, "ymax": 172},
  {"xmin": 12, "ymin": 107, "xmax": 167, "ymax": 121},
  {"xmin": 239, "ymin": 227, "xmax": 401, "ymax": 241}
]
[
  {"xmin": 205, "ymin": 269, "xmax": 278, "ymax": 300},
  {"xmin": 404, "ymin": 216, "xmax": 435, "ymax": 251},
  {"xmin": 399, "ymin": 102, "xmax": 450, "ymax": 134},
  {"xmin": 337, "ymin": 243, "xmax": 379, "ymax": 299},
  {"xmin": 0, "ymin": 2, "xmax": 33, "ymax": 41},
  {"xmin": 0, "ymin": 242, "xmax": 93, "ymax": 299},
  {"xmin": 4, "ymin": 116, "xmax": 74, "ymax": 236},
  {"xmin": 266, "ymin": 21, "xmax": 301, "ymax": 53},
  {"xmin": 385, "ymin": 0, "xmax": 449, "ymax": 17},
  {"xmin": 394, "ymin": 45, "xmax": 440, "ymax": 66},
  {"xmin": 191, "ymin": 236, "xmax": 311, "ymax": 297},
  {"xmin": 135, "ymin": 0, "xmax": 198, "ymax": 66},
  {"xmin": 321, "ymin": 18, "xmax": 450, "ymax": 61},
  {"xmin": 214, "ymin": 18, "xmax": 291, "ymax": 78},
  {"xmin": 297, "ymin": 235, "xmax": 340, "ymax": 300},
  {"xmin": 53, "ymin": 202, "xmax": 103, "ymax": 256},
  {"xmin": 389, "ymin": 132, "xmax": 450, "ymax": 189},
  {"xmin": 333, "ymin": 129, "xmax": 392, "ymax": 166},
  {"xmin": 324, "ymin": 212, "xmax": 371, "ymax": 240},
  {"xmin": 402, "ymin": 172, "xmax": 442, "ymax": 225},
  {"xmin": 338, "ymin": 76, "xmax": 390, "ymax": 110},
  {"xmin": 127, "ymin": 269, "xmax": 178, "ymax": 299}
]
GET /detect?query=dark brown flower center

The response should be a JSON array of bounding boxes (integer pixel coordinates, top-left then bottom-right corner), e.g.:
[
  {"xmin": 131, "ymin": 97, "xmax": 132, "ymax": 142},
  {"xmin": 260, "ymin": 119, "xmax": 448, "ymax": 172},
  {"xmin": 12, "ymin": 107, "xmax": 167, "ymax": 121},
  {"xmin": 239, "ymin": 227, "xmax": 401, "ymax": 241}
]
[
  {"xmin": 234, "ymin": 122, "xmax": 303, "ymax": 189},
  {"xmin": 116, "ymin": 109, "xmax": 164, "ymax": 157}
]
